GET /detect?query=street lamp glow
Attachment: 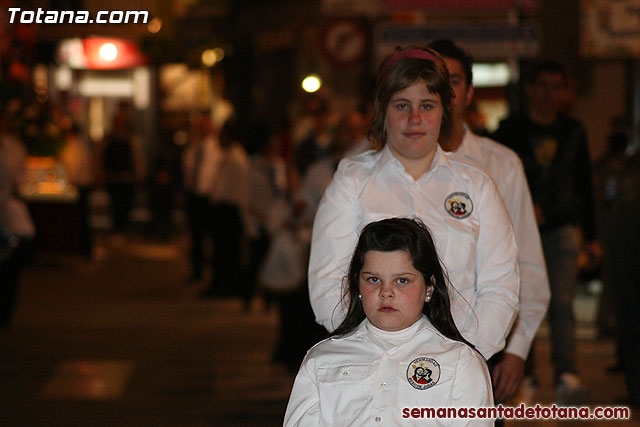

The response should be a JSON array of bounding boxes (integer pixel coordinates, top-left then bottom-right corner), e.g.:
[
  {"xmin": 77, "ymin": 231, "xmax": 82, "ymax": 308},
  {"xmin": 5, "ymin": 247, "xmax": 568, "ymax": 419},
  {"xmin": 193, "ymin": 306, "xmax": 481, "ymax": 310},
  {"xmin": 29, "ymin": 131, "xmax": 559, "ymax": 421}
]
[
  {"xmin": 147, "ymin": 17, "xmax": 162, "ymax": 34},
  {"xmin": 302, "ymin": 74, "xmax": 321, "ymax": 93},
  {"xmin": 201, "ymin": 49, "xmax": 218, "ymax": 67},
  {"xmin": 99, "ymin": 43, "xmax": 118, "ymax": 61}
]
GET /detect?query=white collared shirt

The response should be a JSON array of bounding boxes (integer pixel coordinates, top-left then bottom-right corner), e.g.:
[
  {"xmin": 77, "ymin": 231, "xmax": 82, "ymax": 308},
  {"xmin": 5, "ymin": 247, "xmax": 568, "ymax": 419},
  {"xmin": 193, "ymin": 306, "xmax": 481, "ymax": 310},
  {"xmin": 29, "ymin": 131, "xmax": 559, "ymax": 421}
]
[
  {"xmin": 284, "ymin": 316, "xmax": 494, "ymax": 426},
  {"xmin": 308, "ymin": 144, "xmax": 519, "ymax": 359},
  {"xmin": 181, "ymin": 135, "xmax": 222, "ymax": 197},
  {"xmin": 451, "ymin": 129, "xmax": 550, "ymax": 359}
]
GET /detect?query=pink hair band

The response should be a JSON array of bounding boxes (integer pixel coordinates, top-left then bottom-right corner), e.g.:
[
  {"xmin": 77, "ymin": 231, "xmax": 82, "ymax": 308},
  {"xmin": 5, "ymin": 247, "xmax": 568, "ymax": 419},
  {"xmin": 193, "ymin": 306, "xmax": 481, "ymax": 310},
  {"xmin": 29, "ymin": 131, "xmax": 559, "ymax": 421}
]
[{"xmin": 382, "ymin": 49, "xmax": 439, "ymax": 73}]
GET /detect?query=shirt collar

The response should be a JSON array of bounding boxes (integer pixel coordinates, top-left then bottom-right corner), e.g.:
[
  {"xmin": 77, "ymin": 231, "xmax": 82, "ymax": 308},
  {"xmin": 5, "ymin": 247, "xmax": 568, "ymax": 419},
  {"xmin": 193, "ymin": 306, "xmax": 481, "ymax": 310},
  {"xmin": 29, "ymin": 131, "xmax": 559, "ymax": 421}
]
[
  {"xmin": 454, "ymin": 125, "xmax": 484, "ymax": 163},
  {"xmin": 352, "ymin": 314, "xmax": 453, "ymax": 347},
  {"xmin": 378, "ymin": 143, "xmax": 452, "ymax": 178}
]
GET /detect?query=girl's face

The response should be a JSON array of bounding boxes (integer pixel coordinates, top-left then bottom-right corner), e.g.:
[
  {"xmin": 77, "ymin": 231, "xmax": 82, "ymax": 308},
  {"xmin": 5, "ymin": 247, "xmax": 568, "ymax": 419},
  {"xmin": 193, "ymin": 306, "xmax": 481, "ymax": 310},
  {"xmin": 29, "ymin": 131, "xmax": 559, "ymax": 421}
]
[
  {"xmin": 359, "ymin": 250, "xmax": 434, "ymax": 332},
  {"xmin": 384, "ymin": 80, "xmax": 443, "ymax": 163}
]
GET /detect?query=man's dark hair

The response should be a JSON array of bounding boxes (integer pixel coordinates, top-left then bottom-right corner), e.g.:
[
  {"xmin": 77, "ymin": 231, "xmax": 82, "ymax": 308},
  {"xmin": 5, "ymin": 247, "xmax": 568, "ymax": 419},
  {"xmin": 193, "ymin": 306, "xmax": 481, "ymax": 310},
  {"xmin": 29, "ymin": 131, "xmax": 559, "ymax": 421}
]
[
  {"xmin": 428, "ymin": 39, "xmax": 473, "ymax": 86},
  {"xmin": 529, "ymin": 61, "xmax": 568, "ymax": 85}
]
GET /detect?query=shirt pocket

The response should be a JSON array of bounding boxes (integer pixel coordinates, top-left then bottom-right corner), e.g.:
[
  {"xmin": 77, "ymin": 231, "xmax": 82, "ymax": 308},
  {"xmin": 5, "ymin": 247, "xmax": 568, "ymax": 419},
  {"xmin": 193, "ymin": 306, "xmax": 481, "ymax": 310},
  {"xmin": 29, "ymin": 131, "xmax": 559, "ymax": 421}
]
[
  {"xmin": 396, "ymin": 360, "xmax": 455, "ymax": 410},
  {"xmin": 317, "ymin": 364, "xmax": 373, "ymax": 425}
]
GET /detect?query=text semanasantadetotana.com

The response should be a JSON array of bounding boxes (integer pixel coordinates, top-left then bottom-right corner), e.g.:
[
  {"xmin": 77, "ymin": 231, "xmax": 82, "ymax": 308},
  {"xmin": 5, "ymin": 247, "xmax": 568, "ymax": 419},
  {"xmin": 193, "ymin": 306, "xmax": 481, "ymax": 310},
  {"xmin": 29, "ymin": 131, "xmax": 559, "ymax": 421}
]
[
  {"xmin": 7, "ymin": 8, "xmax": 149, "ymax": 24},
  {"xmin": 402, "ymin": 403, "xmax": 631, "ymax": 420}
]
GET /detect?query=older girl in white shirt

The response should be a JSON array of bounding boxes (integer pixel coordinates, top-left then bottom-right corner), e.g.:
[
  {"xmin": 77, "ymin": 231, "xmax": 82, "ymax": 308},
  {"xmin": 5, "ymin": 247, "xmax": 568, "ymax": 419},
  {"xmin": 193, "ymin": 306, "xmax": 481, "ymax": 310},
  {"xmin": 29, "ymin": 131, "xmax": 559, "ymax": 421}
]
[
  {"xmin": 285, "ymin": 218, "xmax": 494, "ymax": 426},
  {"xmin": 308, "ymin": 46, "xmax": 519, "ymax": 360}
]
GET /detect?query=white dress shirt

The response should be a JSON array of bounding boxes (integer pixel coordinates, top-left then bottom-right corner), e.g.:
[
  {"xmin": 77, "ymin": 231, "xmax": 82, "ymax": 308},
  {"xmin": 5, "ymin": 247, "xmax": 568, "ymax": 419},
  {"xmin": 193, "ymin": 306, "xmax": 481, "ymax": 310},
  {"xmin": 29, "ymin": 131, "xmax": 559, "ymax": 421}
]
[
  {"xmin": 284, "ymin": 316, "xmax": 494, "ymax": 426},
  {"xmin": 308, "ymin": 144, "xmax": 519, "ymax": 359},
  {"xmin": 452, "ymin": 128, "xmax": 550, "ymax": 359},
  {"xmin": 181, "ymin": 135, "xmax": 222, "ymax": 197}
]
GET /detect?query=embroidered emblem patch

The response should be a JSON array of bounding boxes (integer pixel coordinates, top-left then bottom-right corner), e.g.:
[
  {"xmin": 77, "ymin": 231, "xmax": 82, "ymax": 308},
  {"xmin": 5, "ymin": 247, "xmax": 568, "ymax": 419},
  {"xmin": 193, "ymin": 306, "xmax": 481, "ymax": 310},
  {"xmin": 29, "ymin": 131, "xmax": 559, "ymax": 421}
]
[
  {"xmin": 445, "ymin": 192, "xmax": 473, "ymax": 219},
  {"xmin": 407, "ymin": 357, "xmax": 440, "ymax": 390}
]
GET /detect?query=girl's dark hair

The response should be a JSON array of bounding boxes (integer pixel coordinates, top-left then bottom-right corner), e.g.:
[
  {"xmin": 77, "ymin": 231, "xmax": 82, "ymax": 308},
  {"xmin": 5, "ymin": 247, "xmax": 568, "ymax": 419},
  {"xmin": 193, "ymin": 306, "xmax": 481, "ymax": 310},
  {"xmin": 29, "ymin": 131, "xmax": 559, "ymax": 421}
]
[
  {"xmin": 331, "ymin": 218, "xmax": 473, "ymax": 349},
  {"xmin": 367, "ymin": 46, "xmax": 454, "ymax": 150}
]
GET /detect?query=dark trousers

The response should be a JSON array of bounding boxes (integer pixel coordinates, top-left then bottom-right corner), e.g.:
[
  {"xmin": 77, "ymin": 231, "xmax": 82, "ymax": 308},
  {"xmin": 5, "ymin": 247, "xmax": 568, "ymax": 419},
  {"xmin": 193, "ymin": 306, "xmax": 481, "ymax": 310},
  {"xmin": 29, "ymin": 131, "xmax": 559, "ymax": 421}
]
[
  {"xmin": 77, "ymin": 186, "xmax": 93, "ymax": 257},
  {"xmin": 185, "ymin": 194, "xmax": 209, "ymax": 279},
  {"xmin": 246, "ymin": 228, "xmax": 270, "ymax": 303},
  {"xmin": 106, "ymin": 182, "xmax": 134, "ymax": 231},
  {"xmin": 272, "ymin": 284, "xmax": 328, "ymax": 371},
  {"xmin": 209, "ymin": 202, "xmax": 243, "ymax": 294},
  {"xmin": 0, "ymin": 239, "xmax": 33, "ymax": 326},
  {"xmin": 613, "ymin": 269, "xmax": 640, "ymax": 405}
]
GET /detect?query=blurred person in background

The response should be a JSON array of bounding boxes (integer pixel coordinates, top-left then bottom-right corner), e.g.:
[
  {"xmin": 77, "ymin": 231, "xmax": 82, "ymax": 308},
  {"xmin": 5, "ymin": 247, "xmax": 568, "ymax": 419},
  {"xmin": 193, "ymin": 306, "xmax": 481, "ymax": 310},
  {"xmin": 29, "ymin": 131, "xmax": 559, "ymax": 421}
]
[
  {"xmin": 246, "ymin": 122, "xmax": 289, "ymax": 308},
  {"xmin": 181, "ymin": 112, "xmax": 220, "ymax": 283},
  {"xmin": 0, "ymin": 113, "xmax": 35, "ymax": 327},
  {"xmin": 60, "ymin": 123, "xmax": 95, "ymax": 257},
  {"xmin": 428, "ymin": 39, "xmax": 550, "ymax": 408},
  {"xmin": 297, "ymin": 112, "xmax": 363, "ymax": 225},
  {"xmin": 101, "ymin": 102, "xmax": 144, "ymax": 234},
  {"xmin": 594, "ymin": 117, "xmax": 629, "ymax": 371},
  {"xmin": 595, "ymin": 119, "xmax": 640, "ymax": 407},
  {"xmin": 292, "ymin": 96, "xmax": 331, "ymax": 176},
  {"xmin": 493, "ymin": 61, "xmax": 602, "ymax": 405},
  {"xmin": 199, "ymin": 119, "xmax": 250, "ymax": 298},
  {"xmin": 263, "ymin": 112, "xmax": 367, "ymax": 370}
]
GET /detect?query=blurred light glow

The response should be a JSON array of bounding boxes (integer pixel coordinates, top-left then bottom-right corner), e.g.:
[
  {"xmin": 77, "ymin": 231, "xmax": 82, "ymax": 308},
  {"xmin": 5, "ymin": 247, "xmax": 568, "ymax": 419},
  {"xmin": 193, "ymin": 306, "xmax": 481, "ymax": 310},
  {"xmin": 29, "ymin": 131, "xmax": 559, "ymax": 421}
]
[
  {"xmin": 302, "ymin": 74, "xmax": 321, "ymax": 93},
  {"xmin": 213, "ymin": 48, "xmax": 225, "ymax": 61},
  {"xmin": 147, "ymin": 17, "xmax": 162, "ymax": 33},
  {"xmin": 173, "ymin": 130, "xmax": 189, "ymax": 146},
  {"xmin": 201, "ymin": 49, "xmax": 218, "ymax": 67},
  {"xmin": 472, "ymin": 63, "xmax": 511, "ymax": 87},
  {"xmin": 133, "ymin": 67, "xmax": 150, "ymax": 109},
  {"xmin": 99, "ymin": 43, "xmax": 118, "ymax": 61},
  {"xmin": 78, "ymin": 75, "xmax": 133, "ymax": 97},
  {"xmin": 89, "ymin": 97, "xmax": 104, "ymax": 142},
  {"xmin": 54, "ymin": 66, "xmax": 73, "ymax": 91}
]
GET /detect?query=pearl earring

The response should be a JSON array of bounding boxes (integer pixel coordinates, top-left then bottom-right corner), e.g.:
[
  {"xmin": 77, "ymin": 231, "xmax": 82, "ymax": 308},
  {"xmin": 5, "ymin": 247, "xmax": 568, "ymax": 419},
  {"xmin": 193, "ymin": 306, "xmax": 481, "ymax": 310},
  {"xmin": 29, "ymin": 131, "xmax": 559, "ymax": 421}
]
[{"xmin": 358, "ymin": 294, "xmax": 362, "ymax": 299}]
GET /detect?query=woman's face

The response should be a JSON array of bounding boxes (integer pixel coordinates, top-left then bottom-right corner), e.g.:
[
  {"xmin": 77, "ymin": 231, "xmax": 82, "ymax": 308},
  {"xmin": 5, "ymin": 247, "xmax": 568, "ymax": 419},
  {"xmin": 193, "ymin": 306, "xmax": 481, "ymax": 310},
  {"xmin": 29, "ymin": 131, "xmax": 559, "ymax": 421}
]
[
  {"xmin": 384, "ymin": 80, "xmax": 442, "ymax": 163},
  {"xmin": 359, "ymin": 250, "xmax": 433, "ymax": 332}
]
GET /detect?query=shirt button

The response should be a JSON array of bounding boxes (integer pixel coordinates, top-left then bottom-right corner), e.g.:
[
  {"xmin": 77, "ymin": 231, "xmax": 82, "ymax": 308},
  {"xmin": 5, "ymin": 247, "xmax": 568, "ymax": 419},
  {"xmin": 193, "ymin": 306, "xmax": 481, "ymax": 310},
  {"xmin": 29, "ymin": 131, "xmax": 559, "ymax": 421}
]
[
  {"xmin": 375, "ymin": 416, "xmax": 381, "ymax": 422},
  {"xmin": 380, "ymin": 382, "xmax": 386, "ymax": 388}
]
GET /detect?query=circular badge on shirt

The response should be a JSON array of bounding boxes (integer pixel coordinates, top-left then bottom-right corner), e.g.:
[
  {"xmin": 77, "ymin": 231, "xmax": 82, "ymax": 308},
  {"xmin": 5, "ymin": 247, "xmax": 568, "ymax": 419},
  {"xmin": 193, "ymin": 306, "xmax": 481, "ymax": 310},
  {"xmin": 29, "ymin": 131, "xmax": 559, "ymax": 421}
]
[
  {"xmin": 445, "ymin": 192, "xmax": 473, "ymax": 219},
  {"xmin": 407, "ymin": 357, "xmax": 440, "ymax": 390}
]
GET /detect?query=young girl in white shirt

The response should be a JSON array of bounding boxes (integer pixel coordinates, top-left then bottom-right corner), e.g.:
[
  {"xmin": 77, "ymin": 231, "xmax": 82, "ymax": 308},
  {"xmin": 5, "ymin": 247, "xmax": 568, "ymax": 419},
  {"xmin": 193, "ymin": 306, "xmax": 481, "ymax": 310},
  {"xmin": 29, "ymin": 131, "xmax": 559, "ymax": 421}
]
[{"xmin": 285, "ymin": 218, "xmax": 494, "ymax": 426}]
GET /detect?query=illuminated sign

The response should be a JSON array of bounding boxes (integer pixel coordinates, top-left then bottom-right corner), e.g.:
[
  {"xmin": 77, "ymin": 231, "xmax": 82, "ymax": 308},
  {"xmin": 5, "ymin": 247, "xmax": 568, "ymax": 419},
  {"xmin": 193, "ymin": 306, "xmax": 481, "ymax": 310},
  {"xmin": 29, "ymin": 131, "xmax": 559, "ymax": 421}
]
[{"xmin": 57, "ymin": 37, "xmax": 147, "ymax": 69}]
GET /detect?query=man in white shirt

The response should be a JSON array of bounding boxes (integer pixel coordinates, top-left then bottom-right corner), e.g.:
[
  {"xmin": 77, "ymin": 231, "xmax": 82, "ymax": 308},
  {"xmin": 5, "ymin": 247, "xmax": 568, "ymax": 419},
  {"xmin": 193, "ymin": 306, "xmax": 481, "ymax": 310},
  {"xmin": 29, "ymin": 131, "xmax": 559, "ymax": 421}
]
[
  {"xmin": 182, "ymin": 113, "xmax": 221, "ymax": 282},
  {"xmin": 199, "ymin": 119, "xmax": 250, "ymax": 298},
  {"xmin": 428, "ymin": 39, "xmax": 550, "ymax": 402}
]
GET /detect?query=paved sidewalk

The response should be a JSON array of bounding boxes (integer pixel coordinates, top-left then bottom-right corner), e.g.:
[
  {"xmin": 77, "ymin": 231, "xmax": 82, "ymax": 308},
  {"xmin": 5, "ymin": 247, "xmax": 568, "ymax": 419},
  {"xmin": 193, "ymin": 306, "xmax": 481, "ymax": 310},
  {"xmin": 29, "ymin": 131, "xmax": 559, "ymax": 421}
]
[{"xmin": 0, "ymin": 232, "xmax": 636, "ymax": 426}]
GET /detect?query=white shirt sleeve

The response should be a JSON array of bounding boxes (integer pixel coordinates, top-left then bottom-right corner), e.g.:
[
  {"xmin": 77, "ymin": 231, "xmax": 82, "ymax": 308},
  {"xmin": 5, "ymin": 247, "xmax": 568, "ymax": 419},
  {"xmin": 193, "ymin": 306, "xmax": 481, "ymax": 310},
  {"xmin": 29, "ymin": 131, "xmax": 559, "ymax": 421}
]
[
  {"xmin": 450, "ymin": 347, "xmax": 495, "ymax": 426},
  {"xmin": 501, "ymin": 160, "xmax": 550, "ymax": 359},
  {"xmin": 283, "ymin": 357, "xmax": 321, "ymax": 426},
  {"xmin": 469, "ymin": 177, "xmax": 520, "ymax": 359},
  {"xmin": 308, "ymin": 164, "xmax": 360, "ymax": 331}
]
